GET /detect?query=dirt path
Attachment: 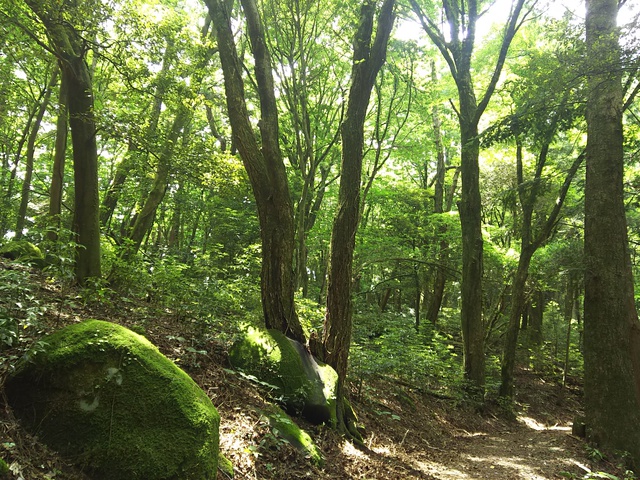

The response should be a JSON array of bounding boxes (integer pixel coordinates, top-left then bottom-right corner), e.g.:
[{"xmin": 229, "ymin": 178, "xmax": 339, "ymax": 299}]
[{"xmin": 404, "ymin": 417, "xmax": 585, "ymax": 479}]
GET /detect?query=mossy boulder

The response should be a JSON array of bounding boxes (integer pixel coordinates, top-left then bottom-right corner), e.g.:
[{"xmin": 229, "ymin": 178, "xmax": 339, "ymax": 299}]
[
  {"xmin": 229, "ymin": 327, "xmax": 338, "ymax": 426},
  {"xmin": 6, "ymin": 320, "xmax": 219, "ymax": 480},
  {"xmin": 0, "ymin": 240, "xmax": 44, "ymax": 266}
]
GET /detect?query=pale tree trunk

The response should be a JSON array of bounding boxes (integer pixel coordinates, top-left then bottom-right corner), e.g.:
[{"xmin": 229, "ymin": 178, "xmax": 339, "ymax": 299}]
[
  {"xmin": 584, "ymin": 0, "xmax": 640, "ymax": 467},
  {"xmin": 48, "ymin": 70, "xmax": 68, "ymax": 242},
  {"xmin": 322, "ymin": 0, "xmax": 395, "ymax": 440},
  {"xmin": 16, "ymin": 66, "xmax": 58, "ymax": 238},
  {"xmin": 206, "ymin": 0, "xmax": 305, "ymax": 341}
]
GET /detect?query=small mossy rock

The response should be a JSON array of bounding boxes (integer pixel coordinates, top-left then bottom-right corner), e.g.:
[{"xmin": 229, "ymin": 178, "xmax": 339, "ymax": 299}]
[
  {"xmin": 0, "ymin": 240, "xmax": 44, "ymax": 265},
  {"xmin": 6, "ymin": 320, "xmax": 219, "ymax": 480},
  {"xmin": 0, "ymin": 458, "xmax": 9, "ymax": 477},
  {"xmin": 229, "ymin": 327, "xmax": 337, "ymax": 426},
  {"xmin": 217, "ymin": 453, "xmax": 234, "ymax": 478},
  {"xmin": 261, "ymin": 404, "xmax": 324, "ymax": 467}
]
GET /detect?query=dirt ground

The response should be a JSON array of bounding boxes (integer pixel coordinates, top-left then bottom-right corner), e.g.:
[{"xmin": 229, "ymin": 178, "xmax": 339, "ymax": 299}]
[{"xmin": 0, "ymin": 261, "xmax": 631, "ymax": 480}]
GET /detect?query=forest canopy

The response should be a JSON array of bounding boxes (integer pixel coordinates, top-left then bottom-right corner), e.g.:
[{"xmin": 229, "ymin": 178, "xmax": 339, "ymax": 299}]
[{"xmin": 1, "ymin": 0, "xmax": 640, "ymax": 474}]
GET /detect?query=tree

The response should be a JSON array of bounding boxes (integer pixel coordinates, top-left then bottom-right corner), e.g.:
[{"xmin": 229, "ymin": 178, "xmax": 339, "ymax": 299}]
[
  {"xmin": 583, "ymin": 0, "xmax": 640, "ymax": 467},
  {"xmin": 410, "ymin": 0, "xmax": 533, "ymax": 397},
  {"xmin": 21, "ymin": 0, "xmax": 103, "ymax": 283},
  {"xmin": 321, "ymin": 0, "xmax": 396, "ymax": 439},
  {"xmin": 206, "ymin": 0, "xmax": 305, "ymax": 341}
]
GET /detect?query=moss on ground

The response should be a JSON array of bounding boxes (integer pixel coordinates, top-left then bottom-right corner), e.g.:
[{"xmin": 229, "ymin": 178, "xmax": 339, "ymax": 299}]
[
  {"xmin": 6, "ymin": 320, "xmax": 219, "ymax": 480},
  {"xmin": 261, "ymin": 404, "xmax": 324, "ymax": 467},
  {"xmin": 217, "ymin": 453, "xmax": 234, "ymax": 478},
  {"xmin": 0, "ymin": 458, "xmax": 8, "ymax": 476}
]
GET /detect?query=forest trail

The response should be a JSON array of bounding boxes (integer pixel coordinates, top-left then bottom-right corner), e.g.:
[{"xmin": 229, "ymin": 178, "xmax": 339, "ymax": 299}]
[
  {"xmin": 402, "ymin": 416, "xmax": 583, "ymax": 479},
  {"xmin": 0, "ymin": 261, "xmax": 625, "ymax": 480}
]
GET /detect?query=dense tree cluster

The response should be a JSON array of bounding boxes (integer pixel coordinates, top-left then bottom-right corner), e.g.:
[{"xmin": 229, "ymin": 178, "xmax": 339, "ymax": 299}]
[{"xmin": 1, "ymin": 0, "xmax": 639, "ymax": 464}]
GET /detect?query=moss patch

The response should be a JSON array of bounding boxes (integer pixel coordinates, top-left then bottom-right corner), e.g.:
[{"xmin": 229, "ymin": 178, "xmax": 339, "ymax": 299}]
[
  {"xmin": 261, "ymin": 404, "xmax": 324, "ymax": 467},
  {"xmin": 229, "ymin": 327, "xmax": 337, "ymax": 426},
  {"xmin": 0, "ymin": 240, "xmax": 44, "ymax": 265},
  {"xmin": 217, "ymin": 453, "xmax": 234, "ymax": 478},
  {"xmin": 6, "ymin": 320, "xmax": 219, "ymax": 480}
]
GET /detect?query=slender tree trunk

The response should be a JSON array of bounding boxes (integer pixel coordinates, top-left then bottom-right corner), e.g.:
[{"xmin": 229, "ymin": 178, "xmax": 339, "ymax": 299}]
[
  {"xmin": 584, "ymin": 0, "xmax": 640, "ymax": 466},
  {"xmin": 426, "ymin": 62, "xmax": 449, "ymax": 326},
  {"xmin": 16, "ymin": 67, "xmax": 58, "ymax": 238},
  {"xmin": 48, "ymin": 70, "xmax": 69, "ymax": 242},
  {"xmin": 124, "ymin": 109, "xmax": 189, "ymax": 257},
  {"xmin": 322, "ymin": 0, "xmax": 395, "ymax": 439}
]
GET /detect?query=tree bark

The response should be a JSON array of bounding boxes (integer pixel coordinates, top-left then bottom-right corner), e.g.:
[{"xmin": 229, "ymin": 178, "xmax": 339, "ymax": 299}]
[
  {"xmin": 48, "ymin": 69, "xmax": 69, "ymax": 242},
  {"xmin": 206, "ymin": 0, "xmax": 305, "ymax": 341},
  {"xmin": 584, "ymin": 0, "xmax": 640, "ymax": 467},
  {"xmin": 322, "ymin": 0, "xmax": 395, "ymax": 439},
  {"xmin": 16, "ymin": 66, "xmax": 58, "ymax": 238}
]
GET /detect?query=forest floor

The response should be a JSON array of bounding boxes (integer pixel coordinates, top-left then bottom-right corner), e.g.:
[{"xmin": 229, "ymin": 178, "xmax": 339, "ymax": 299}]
[{"xmin": 0, "ymin": 260, "xmax": 632, "ymax": 480}]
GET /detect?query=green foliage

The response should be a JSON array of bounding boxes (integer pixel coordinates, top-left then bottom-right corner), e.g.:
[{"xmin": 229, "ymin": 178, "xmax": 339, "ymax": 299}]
[
  {"xmin": 350, "ymin": 310, "xmax": 462, "ymax": 394},
  {"xmin": 0, "ymin": 266, "xmax": 47, "ymax": 373}
]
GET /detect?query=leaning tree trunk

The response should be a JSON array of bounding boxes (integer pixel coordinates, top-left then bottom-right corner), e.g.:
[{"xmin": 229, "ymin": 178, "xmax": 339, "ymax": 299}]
[
  {"xmin": 322, "ymin": 0, "xmax": 395, "ymax": 440},
  {"xmin": 16, "ymin": 66, "xmax": 58, "ymax": 239},
  {"xmin": 583, "ymin": 0, "xmax": 640, "ymax": 467}
]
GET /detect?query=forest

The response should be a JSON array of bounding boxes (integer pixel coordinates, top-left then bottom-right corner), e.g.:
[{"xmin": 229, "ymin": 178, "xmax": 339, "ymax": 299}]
[{"xmin": 1, "ymin": 0, "xmax": 640, "ymax": 478}]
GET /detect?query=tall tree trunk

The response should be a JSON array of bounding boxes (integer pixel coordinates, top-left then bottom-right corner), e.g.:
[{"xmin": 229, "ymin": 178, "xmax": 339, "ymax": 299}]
[
  {"xmin": 64, "ymin": 59, "xmax": 101, "ymax": 283},
  {"xmin": 411, "ymin": 0, "xmax": 530, "ymax": 398},
  {"xmin": 322, "ymin": 0, "xmax": 396, "ymax": 440},
  {"xmin": 16, "ymin": 66, "xmax": 58, "ymax": 238},
  {"xmin": 48, "ymin": 70, "xmax": 69, "ymax": 242},
  {"xmin": 124, "ymin": 108, "xmax": 189, "ymax": 258},
  {"xmin": 25, "ymin": 0, "xmax": 102, "ymax": 284},
  {"xmin": 584, "ymin": 0, "xmax": 640, "ymax": 466},
  {"xmin": 426, "ymin": 61, "xmax": 449, "ymax": 326},
  {"xmin": 206, "ymin": 0, "xmax": 305, "ymax": 341}
]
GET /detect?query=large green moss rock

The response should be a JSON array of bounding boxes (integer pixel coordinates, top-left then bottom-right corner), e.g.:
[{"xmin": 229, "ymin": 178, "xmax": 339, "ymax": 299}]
[
  {"xmin": 0, "ymin": 240, "xmax": 44, "ymax": 265},
  {"xmin": 229, "ymin": 327, "xmax": 338, "ymax": 426},
  {"xmin": 6, "ymin": 320, "xmax": 219, "ymax": 480}
]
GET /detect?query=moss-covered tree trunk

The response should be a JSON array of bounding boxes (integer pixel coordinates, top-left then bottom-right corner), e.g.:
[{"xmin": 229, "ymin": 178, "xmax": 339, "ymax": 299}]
[{"xmin": 583, "ymin": 0, "xmax": 640, "ymax": 467}]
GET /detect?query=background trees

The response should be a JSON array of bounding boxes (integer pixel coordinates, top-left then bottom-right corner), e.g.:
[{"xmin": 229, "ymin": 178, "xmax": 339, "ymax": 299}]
[{"xmin": 1, "ymin": 0, "xmax": 640, "ymax": 463}]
